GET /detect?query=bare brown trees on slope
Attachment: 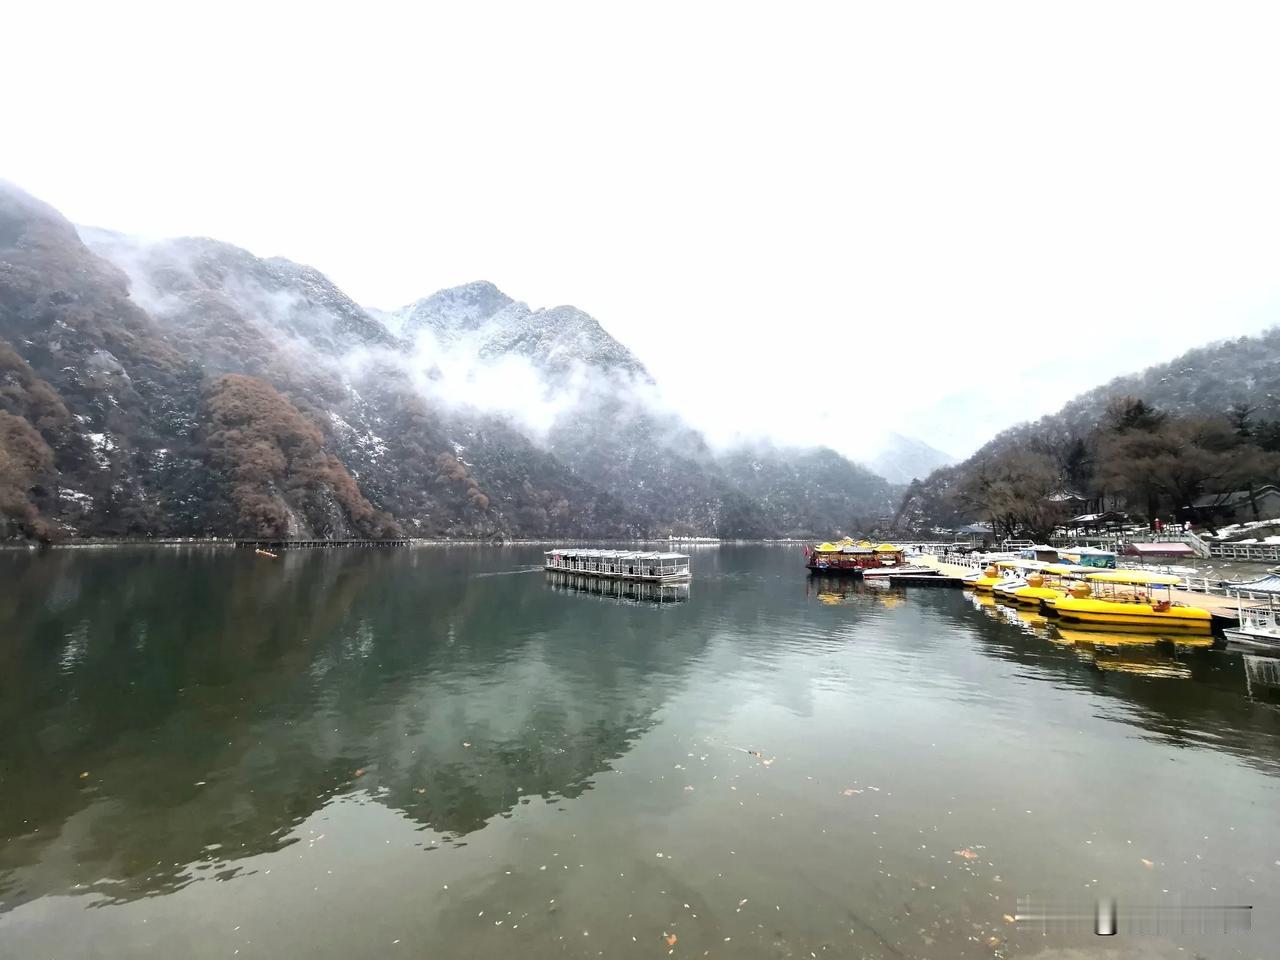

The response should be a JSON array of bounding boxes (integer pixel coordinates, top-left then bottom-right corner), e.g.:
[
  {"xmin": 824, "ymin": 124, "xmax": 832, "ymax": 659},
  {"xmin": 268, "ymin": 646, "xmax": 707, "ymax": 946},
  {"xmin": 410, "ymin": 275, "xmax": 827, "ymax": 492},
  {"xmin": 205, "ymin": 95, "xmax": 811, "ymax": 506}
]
[{"xmin": 203, "ymin": 374, "xmax": 402, "ymax": 540}]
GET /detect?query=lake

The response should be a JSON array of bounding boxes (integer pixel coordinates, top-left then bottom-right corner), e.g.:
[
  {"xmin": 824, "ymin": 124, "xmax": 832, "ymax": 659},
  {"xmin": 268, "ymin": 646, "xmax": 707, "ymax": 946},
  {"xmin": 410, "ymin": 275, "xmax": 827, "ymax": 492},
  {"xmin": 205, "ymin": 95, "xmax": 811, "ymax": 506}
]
[{"xmin": 1, "ymin": 544, "xmax": 1278, "ymax": 959}]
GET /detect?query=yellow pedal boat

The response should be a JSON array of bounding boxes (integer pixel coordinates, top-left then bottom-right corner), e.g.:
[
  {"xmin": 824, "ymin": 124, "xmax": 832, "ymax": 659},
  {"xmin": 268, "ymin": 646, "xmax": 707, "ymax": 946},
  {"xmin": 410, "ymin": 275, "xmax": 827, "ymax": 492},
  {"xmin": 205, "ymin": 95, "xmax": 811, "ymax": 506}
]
[
  {"xmin": 1011, "ymin": 563, "xmax": 1090, "ymax": 606},
  {"xmin": 992, "ymin": 560, "xmax": 1043, "ymax": 601},
  {"xmin": 963, "ymin": 564, "xmax": 1003, "ymax": 592},
  {"xmin": 1046, "ymin": 570, "xmax": 1212, "ymax": 633}
]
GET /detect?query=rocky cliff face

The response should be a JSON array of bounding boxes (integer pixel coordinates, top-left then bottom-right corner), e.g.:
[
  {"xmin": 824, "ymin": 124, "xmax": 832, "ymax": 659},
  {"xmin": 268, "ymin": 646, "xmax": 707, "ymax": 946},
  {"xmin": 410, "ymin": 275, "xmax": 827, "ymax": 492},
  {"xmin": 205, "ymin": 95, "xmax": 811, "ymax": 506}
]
[{"xmin": 1, "ymin": 182, "xmax": 896, "ymax": 541}]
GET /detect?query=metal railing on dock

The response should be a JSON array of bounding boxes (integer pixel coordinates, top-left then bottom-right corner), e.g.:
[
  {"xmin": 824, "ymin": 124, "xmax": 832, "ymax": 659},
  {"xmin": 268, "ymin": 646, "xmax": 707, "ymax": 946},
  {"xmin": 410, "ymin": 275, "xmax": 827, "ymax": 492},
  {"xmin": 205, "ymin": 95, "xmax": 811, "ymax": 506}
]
[{"xmin": 1208, "ymin": 542, "xmax": 1280, "ymax": 562}]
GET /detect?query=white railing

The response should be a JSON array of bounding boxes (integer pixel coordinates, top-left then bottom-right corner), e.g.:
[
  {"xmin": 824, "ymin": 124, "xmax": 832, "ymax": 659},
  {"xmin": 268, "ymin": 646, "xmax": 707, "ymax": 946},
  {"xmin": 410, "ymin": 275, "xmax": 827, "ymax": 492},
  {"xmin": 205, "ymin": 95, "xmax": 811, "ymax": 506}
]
[
  {"xmin": 1050, "ymin": 535, "xmax": 1124, "ymax": 550},
  {"xmin": 1001, "ymin": 539, "xmax": 1035, "ymax": 551},
  {"xmin": 1181, "ymin": 529, "xmax": 1214, "ymax": 558},
  {"xmin": 1208, "ymin": 542, "xmax": 1280, "ymax": 562},
  {"xmin": 1172, "ymin": 576, "xmax": 1279, "ymax": 602},
  {"xmin": 927, "ymin": 550, "xmax": 986, "ymax": 571}
]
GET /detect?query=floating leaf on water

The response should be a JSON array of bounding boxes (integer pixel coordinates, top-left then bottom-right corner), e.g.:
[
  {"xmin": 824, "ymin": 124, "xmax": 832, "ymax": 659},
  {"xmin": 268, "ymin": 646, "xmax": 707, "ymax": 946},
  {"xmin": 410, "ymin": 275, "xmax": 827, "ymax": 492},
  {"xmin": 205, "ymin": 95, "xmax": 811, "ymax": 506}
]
[
  {"xmin": 415, "ymin": 787, "xmax": 426, "ymax": 794},
  {"xmin": 354, "ymin": 769, "xmax": 366, "ymax": 777},
  {"xmin": 1002, "ymin": 914, "xmax": 1016, "ymax": 924},
  {"xmin": 955, "ymin": 849, "xmax": 979, "ymax": 860},
  {"xmin": 841, "ymin": 788, "xmax": 862, "ymax": 797},
  {"xmin": 79, "ymin": 772, "xmax": 89, "ymax": 779},
  {"xmin": 664, "ymin": 933, "xmax": 678, "ymax": 946},
  {"xmin": 1140, "ymin": 858, "xmax": 1154, "ymax": 868}
]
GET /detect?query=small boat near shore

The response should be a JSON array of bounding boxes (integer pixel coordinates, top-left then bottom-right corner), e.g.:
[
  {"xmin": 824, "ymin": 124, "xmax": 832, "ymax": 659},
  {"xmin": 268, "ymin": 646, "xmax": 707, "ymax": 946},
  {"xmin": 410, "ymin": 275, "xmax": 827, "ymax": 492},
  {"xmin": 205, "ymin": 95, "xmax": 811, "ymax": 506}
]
[
  {"xmin": 1223, "ymin": 594, "xmax": 1280, "ymax": 650},
  {"xmin": 804, "ymin": 540, "xmax": 937, "ymax": 577},
  {"xmin": 1011, "ymin": 563, "xmax": 1091, "ymax": 606},
  {"xmin": 992, "ymin": 559, "xmax": 1046, "ymax": 601},
  {"xmin": 860, "ymin": 565, "xmax": 940, "ymax": 578},
  {"xmin": 1045, "ymin": 570, "xmax": 1212, "ymax": 633},
  {"xmin": 963, "ymin": 564, "xmax": 1003, "ymax": 592}
]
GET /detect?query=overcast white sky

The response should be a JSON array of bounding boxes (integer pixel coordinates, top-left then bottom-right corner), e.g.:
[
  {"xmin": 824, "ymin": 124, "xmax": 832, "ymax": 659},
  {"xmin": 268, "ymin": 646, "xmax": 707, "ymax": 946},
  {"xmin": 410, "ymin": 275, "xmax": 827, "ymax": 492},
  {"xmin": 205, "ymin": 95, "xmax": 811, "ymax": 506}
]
[{"xmin": 5, "ymin": 1, "xmax": 1280, "ymax": 459}]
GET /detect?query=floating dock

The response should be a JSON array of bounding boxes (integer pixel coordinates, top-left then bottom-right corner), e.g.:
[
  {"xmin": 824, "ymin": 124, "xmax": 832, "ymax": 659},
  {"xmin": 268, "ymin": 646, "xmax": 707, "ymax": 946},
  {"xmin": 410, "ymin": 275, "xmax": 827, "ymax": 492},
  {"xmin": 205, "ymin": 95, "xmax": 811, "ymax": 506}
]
[{"xmin": 544, "ymin": 549, "xmax": 691, "ymax": 582}]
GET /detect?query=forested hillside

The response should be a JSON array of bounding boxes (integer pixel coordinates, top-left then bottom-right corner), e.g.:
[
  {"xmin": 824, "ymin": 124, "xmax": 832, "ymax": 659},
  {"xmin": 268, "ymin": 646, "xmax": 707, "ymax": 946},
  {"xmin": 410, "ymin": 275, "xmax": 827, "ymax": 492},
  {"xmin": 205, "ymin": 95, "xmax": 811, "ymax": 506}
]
[
  {"xmin": 896, "ymin": 335, "xmax": 1280, "ymax": 537},
  {"xmin": 0, "ymin": 182, "xmax": 897, "ymax": 542}
]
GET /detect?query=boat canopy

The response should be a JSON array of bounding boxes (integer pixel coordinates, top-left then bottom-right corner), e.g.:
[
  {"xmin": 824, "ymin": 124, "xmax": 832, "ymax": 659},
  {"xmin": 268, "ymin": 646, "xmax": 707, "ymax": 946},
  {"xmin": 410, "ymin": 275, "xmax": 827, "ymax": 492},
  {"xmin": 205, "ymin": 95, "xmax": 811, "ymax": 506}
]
[
  {"xmin": 1085, "ymin": 570, "xmax": 1182, "ymax": 586},
  {"xmin": 816, "ymin": 542, "xmax": 839, "ymax": 552},
  {"xmin": 1128, "ymin": 542, "xmax": 1196, "ymax": 556},
  {"xmin": 874, "ymin": 543, "xmax": 899, "ymax": 552},
  {"xmin": 1225, "ymin": 574, "xmax": 1280, "ymax": 594},
  {"xmin": 1044, "ymin": 563, "xmax": 1091, "ymax": 576},
  {"xmin": 545, "ymin": 549, "xmax": 689, "ymax": 561}
]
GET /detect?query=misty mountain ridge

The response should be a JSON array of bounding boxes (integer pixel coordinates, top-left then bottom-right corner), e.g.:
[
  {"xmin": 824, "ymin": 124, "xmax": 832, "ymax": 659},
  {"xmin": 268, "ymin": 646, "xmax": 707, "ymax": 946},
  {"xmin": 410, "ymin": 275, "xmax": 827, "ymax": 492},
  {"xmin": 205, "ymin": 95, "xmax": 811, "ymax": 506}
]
[
  {"xmin": 868, "ymin": 433, "xmax": 954, "ymax": 484},
  {"xmin": 1, "ymin": 181, "xmax": 903, "ymax": 542},
  {"xmin": 392, "ymin": 280, "xmax": 652, "ymax": 382},
  {"xmin": 957, "ymin": 327, "xmax": 1280, "ymax": 468},
  {"xmin": 896, "ymin": 326, "xmax": 1280, "ymax": 533}
]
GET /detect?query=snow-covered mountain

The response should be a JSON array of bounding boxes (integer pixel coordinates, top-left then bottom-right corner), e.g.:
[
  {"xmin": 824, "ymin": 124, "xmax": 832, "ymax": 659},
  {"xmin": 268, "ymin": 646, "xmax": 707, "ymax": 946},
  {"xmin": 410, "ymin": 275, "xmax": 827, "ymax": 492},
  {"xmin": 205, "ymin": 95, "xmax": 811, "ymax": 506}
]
[
  {"xmin": 869, "ymin": 433, "xmax": 954, "ymax": 484},
  {"xmin": 1, "ymin": 182, "xmax": 898, "ymax": 542},
  {"xmin": 392, "ymin": 281, "xmax": 651, "ymax": 380}
]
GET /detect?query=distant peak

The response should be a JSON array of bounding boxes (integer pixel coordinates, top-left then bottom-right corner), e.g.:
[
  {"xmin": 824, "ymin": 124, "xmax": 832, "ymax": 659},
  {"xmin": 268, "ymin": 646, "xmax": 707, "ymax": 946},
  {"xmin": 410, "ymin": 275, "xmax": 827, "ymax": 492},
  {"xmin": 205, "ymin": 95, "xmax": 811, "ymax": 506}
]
[
  {"xmin": 454, "ymin": 279, "xmax": 506, "ymax": 298},
  {"xmin": 869, "ymin": 434, "xmax": 955, "ymax": 484},
  {"xmin": 407, "ymin": 280, "xmax": 514, "ymax": 312},
  {"xmin": 394, "ymin": 280, "xmax": 518, "ymax": 338}
]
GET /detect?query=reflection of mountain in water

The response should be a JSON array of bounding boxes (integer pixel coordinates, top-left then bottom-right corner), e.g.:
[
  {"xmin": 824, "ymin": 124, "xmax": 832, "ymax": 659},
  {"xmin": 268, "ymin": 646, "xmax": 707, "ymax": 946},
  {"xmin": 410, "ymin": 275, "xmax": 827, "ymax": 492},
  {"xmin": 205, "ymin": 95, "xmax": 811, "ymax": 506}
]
[
  {"xmin": 0, "ymin": 548, "xmax": 709, "ymax": 911},
  {"xmin": 545, "ymin": 570, "xmax": 690, "ymax": 604},
  {"xmin": 943, "ymin": 590, "xmax": 1280, "ymax": 774},
  {"xmin": 4, "ymin": 546, "xmax": 1280, "ymax": 917}
]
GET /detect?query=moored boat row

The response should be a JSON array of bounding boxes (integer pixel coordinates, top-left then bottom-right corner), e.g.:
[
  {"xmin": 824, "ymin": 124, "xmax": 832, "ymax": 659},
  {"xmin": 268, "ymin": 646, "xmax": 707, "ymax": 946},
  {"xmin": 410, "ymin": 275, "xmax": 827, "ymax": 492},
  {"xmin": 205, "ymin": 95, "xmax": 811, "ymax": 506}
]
[{"xmin": 963, "ymin": 562, "xmax": 1213, "ymax": 634}]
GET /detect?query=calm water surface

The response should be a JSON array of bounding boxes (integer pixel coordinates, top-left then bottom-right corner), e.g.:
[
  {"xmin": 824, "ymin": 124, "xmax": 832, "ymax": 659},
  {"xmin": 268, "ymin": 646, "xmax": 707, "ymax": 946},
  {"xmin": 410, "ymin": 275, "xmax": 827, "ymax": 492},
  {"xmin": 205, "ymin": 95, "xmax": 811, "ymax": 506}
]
[{"xmin": 1, "ymin": 545, "xmax": 1278, "ymax": 959}]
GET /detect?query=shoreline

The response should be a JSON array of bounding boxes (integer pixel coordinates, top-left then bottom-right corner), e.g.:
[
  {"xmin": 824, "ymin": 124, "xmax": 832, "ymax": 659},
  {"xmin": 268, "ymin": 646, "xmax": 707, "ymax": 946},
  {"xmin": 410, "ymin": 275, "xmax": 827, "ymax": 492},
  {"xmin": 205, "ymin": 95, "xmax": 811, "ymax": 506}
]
[{"xmin": 1, "ymin": 537, "xmax": 806, "ymax": 551}]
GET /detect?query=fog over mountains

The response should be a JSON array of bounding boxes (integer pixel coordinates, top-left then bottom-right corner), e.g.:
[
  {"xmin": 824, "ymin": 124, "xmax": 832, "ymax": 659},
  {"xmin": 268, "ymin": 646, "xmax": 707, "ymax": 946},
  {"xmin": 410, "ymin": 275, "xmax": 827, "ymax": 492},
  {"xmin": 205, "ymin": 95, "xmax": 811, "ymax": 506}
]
[{"xmin": 1, "ymin": 182, "xmax": 929, "ymax": 542}]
